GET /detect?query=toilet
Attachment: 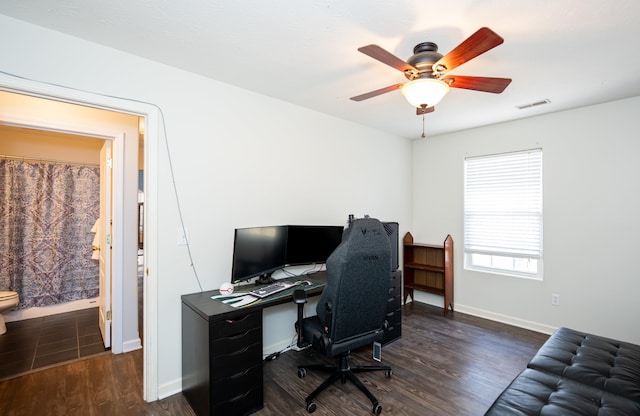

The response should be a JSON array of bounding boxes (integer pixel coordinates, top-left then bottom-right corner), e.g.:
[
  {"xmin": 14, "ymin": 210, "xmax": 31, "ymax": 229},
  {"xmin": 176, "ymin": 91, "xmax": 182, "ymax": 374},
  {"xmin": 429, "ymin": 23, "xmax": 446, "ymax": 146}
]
[{"xmin": 0, "ymin": 291, "xmax": 19, "ymax": 335}]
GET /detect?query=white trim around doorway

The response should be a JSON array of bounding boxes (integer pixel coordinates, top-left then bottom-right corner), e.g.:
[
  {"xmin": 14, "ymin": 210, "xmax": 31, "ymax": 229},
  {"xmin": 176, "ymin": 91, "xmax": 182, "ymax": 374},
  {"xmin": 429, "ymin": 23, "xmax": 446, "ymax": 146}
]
[{"xmin": 0, "ymin": 72, "xmax": 160, "ymax": 402}]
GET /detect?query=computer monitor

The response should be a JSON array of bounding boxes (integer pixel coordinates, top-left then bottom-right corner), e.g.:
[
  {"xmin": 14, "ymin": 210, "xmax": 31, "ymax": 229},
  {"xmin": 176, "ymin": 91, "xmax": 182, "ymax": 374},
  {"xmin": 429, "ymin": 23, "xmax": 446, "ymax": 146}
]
[
  {"xmin": 285, "ymin": 225, "xmax": 344, "ymax": 266},
  {"xmin": 231, "ymin": 225, "xmax": 288, "ymax": 284}
]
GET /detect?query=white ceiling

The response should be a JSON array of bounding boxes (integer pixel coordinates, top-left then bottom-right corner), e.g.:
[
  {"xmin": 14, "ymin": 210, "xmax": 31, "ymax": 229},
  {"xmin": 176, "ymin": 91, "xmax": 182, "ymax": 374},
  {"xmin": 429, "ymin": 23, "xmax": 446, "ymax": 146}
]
[{"xmin": 2, "ymin": 0, "xmax": 640, "ymax": 139}]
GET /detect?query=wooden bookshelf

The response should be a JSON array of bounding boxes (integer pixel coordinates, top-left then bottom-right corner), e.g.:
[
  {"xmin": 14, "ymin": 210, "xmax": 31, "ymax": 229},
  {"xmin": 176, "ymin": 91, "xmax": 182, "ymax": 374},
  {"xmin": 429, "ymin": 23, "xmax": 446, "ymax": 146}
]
[{"xmin": 403, "ymin": 232, "xmax": 453, "ymax": 315}]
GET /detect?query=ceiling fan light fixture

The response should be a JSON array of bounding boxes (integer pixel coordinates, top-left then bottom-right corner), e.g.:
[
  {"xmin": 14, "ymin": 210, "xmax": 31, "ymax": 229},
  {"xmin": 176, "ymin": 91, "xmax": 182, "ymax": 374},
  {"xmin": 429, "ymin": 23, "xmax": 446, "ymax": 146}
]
[{"xmin": 401, "ymin": 78, "xmax": 450, "ymax": 108}]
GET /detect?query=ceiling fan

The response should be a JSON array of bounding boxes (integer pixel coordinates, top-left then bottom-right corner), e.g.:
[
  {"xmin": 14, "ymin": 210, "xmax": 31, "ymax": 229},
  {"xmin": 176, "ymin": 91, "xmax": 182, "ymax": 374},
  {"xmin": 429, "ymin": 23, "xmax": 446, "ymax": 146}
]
[{"xmin": 350, "ymin": 27, "xmax": 512, "ymax": 116}]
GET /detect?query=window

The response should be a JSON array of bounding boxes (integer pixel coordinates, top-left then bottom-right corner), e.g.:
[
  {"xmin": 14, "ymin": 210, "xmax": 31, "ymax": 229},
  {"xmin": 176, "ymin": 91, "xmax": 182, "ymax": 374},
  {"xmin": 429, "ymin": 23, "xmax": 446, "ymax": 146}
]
[{"xmin": 464, "ymin": 149, "xmax": 543, "ymax": 278}]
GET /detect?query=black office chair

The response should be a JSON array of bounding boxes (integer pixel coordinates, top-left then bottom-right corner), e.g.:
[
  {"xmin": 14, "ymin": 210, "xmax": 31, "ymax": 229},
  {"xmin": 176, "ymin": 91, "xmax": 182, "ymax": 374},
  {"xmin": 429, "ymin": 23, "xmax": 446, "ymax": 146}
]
[{"xmin": 293, "ymin": 217, "xmax": 393, "ymax": 414}]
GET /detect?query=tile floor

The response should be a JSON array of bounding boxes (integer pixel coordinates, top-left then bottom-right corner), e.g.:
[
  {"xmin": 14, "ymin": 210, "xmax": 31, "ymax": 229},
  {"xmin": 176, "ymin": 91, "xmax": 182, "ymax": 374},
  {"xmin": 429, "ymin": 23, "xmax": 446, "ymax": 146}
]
[{"xmin": 0, "ymin": 307, "xmax": 109, "ymax": 381}]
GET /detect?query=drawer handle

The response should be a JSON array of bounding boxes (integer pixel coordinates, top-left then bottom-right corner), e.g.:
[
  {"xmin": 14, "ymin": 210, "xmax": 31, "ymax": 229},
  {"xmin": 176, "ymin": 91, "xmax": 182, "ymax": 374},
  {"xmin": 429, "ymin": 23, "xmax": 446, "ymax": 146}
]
[
  {"xmin": 230, "ymin": 346, "xmax": 250, "ymax": 356},
  {"xmin": 220, "ymin": 343, "xmax": 258, "ymax": 358},
  {"xmin": 221, "ymin": 389, "xmax": 253, "ymax": 405},
  {"xmin": 230, "ymin": 367, "xmax": 251, "ymax": 379},
  {"xmin": 228, "ymin": 328, "xmax": 257, "ymax": 340},
  {"xmin": 224, "ymin": 313, "xmax": 256, "ymax": 325}
]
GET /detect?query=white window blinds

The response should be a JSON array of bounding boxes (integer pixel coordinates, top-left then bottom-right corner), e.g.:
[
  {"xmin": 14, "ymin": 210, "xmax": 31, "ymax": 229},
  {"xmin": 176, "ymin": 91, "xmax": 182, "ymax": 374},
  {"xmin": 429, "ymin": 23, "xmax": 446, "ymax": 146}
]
[{"xmin": 464, "ymin": 149, "xmax": 543, "ymax": 277}]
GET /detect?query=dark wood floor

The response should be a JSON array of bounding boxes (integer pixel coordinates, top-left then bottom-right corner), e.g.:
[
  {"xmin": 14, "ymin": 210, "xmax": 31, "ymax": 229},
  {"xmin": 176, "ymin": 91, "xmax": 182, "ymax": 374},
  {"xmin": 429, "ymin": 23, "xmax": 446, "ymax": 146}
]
[{"xmin": 0, "ymin": 302, "xmax": 549, "ymax": 416}]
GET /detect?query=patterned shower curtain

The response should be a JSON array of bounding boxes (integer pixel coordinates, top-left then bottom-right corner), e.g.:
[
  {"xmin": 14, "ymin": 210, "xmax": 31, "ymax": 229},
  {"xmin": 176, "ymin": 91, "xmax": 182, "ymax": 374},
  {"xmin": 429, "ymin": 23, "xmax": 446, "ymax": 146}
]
[{"xmin": 0, "ymin": 159, "xmax": 100, "ymax": 309}]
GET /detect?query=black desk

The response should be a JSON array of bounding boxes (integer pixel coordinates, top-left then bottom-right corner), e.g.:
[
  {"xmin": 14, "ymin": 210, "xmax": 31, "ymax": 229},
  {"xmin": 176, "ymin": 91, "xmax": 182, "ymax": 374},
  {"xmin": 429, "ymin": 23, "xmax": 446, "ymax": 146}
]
[
  {"xmin": 182, "ymin": 275, "xmax": 326, "ymax": 323},
  {"xmin": 181, "ymin": 271, "xmax": 401, "ymax": 416}
]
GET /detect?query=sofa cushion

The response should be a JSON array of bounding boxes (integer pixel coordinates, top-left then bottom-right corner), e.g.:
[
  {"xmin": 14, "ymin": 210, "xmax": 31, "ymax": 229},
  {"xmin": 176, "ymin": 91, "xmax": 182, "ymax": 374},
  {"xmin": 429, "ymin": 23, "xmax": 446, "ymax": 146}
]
[
  {"xmin": 485, "ymin": 368, "xmax": 640, "ymax": 415},
  {"xmin": 527, "ymin": 327, "xmax": 640, "ymax": 401}
]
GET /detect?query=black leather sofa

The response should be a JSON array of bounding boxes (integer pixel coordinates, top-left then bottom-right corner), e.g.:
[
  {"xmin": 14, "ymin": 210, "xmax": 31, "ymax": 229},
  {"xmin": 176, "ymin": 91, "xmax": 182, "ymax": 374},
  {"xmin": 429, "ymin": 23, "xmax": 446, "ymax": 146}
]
[{"xmin": 485, "ymin": 327, "xmax": 640, "ymax": 415}]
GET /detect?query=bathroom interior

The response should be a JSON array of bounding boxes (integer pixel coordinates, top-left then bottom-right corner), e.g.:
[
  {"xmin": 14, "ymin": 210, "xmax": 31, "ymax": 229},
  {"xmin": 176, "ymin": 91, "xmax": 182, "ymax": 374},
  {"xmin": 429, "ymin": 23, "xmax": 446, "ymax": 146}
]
[{"xmin": 0, "ymin": 105, "xmax": 145, "ymax": 380}]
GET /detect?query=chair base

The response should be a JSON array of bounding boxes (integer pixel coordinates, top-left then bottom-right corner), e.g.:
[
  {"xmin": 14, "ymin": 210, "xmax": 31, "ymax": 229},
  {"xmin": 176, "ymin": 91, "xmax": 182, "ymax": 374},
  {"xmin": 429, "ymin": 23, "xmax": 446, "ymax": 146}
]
[{"xmin": 298, "ymin": 352, "xmax": 392, "ymax": 414}]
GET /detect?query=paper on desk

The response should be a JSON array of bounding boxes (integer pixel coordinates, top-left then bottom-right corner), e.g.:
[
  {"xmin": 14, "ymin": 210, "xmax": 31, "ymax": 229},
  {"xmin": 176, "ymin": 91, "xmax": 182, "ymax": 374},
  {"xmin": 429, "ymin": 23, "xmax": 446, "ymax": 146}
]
[{"xmin": 211, "ymin": 293, "xmax": 260, "ymax": 308}]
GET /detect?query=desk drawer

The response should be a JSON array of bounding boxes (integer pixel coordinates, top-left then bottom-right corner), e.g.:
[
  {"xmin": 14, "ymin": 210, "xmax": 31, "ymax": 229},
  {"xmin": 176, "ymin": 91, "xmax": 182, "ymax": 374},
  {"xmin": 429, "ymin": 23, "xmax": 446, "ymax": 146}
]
[
  {"xmin": 385, "ymin": 307, "xmax": 401, "ymax": 327},
  {"xmin": 211, "ymin": 383, "xmax": 263, "ymax": 416},
  {"xmin": 388, "ymin": 282, "xmax": 401, "ymax": 298},
  {"xmin": 210, "ymin": 326, "xmax": 261, "ymax": 356},
  {"xmin": 211, "ymin": 340, "xmax": 262, "ymax": 381},
  {"xmin": 383, "ymin": 322, "xmax": 401, "ymax": 345},
  {"xmin": 386, "ymin": 294, "xmax": 401, "ymax": 313},
  {"xmin": 211, "ymin": 363, "xmax": 262, "ymax": 406},
  {"xmin": 211, "ymin": 310, "xmax": 261, "ymax": 338},
  {"xmin": 390, "ymin": 270, "xmax": 401, "ymax": 287}
]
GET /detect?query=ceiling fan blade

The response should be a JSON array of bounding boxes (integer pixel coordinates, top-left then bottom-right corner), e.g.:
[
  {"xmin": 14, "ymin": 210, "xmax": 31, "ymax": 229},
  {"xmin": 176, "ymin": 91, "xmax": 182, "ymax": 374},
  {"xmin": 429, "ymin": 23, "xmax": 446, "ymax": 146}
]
[
  {"xmin": 350, "ymin": 83, "xmax": 404, "ymax": 101},
  {"xmin": 416, "ymin": 106, "xmax": 435, "ymax": 115},
  {"xmin": 443, "ymin": 75, "xmax": 511, "ymax": 93},
  {"xmin": 358, "ymin": 44, "xmax": 417, "ymax": 73},
  {"xmin": 434, "ymin": 27, "xmax": 504, "ymax": 74}
]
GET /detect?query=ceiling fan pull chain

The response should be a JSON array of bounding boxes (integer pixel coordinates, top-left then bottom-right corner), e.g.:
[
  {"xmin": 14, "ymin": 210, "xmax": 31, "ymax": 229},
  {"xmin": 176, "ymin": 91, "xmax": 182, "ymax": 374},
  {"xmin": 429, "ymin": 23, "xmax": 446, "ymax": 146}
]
[{"xmin": 422, "ymin": 114, "xmax": 426, "ymax": 138}]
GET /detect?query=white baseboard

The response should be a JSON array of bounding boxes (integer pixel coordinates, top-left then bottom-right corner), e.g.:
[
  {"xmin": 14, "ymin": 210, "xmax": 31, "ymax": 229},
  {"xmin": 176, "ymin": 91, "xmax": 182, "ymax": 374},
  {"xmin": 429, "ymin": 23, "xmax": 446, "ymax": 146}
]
[
  {"xmin": 158, "ymin": 378, "xmax": 183, "ymax": 400},
  {"xmin": 263, "ymin": 339, "xmax": 293, "ymax": 358},
  {"xmin": 454, "ymin": 303, "xmax": 557, "ymax": 335},
  {"xmin": 4, "ymin": 297, "xmax": 99, "ymax": 322},
  {"xmin": 408, "ymin": 292, "xmax": 556, "ymax": 335},
  {"xmin": 122, "ymin": 338, "xmax": 142, "ymax": 353}
]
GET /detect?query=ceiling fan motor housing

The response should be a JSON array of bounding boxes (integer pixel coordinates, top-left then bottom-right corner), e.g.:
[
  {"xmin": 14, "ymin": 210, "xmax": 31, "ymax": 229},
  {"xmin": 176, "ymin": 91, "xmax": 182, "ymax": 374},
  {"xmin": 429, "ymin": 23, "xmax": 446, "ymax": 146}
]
[{"xmin": 405, "ymin": 42, "xmax": 443, "ymax": 80}]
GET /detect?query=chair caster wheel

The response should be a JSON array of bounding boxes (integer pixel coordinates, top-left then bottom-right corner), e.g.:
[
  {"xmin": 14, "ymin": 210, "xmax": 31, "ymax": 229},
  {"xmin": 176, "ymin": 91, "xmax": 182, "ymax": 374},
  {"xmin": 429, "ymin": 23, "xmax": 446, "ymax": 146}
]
[
  {"xmin": 372, "ymin": 403, "xmax": 382, "ymax": 414},
  {"xmin": 385, "ymin": 368, "xmax": 392, "ymax": 378},
  {"xmin": 306, "ymin": 401, "xmax": 316, "ymax": 413},
  {"xmin": 298, "ymin": 368, "xmax": 307, "ymax": 378}
]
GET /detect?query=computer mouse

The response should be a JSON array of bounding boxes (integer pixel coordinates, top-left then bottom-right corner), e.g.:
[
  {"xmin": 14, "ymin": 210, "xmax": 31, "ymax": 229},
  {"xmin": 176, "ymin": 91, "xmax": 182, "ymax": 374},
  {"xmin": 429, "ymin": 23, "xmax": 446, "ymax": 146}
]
[{"xmin": 298, "ymin": 280, "xmax": 312, "ymax": 286}]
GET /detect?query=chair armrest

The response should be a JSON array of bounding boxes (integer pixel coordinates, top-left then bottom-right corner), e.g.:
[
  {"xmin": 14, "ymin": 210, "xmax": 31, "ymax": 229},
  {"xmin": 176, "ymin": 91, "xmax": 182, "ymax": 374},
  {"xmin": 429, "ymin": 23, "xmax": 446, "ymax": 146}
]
[
  {"xmin": 293, "ymin": 289, "xmax": 308, "ymax": 348},
  {"xmin": 323, "ymin": 301, "xmax": 332, "ymax": 335},
  {"xmin": 293, "ymin": 289, "xmax": 308, "ymax": 304}
]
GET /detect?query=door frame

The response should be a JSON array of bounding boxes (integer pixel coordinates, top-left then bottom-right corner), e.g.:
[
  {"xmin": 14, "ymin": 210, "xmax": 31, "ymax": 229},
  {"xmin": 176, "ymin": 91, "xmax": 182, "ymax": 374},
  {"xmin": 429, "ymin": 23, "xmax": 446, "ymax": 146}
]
[
  {"xmin": 98, "ymin": 139, "xmax": 113, "ymax": 349},
  {"xmin": 0, "ymin": 73, "xmax": 160, "ymax": 401}
]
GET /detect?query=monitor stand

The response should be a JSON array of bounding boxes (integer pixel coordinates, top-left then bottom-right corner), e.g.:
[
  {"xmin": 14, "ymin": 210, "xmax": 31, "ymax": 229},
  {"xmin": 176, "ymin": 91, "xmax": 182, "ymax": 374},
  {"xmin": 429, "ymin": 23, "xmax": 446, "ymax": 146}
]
[{"xmin": 254, "ymin": 273, "xmax": 275, "ymax": 285}]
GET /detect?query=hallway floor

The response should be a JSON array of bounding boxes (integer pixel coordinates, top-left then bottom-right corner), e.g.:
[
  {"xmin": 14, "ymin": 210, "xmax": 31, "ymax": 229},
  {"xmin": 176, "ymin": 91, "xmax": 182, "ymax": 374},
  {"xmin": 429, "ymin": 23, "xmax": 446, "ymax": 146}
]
[{"xmin": 0, "ymin": 307, "xmax": 109, "ymax": 381}]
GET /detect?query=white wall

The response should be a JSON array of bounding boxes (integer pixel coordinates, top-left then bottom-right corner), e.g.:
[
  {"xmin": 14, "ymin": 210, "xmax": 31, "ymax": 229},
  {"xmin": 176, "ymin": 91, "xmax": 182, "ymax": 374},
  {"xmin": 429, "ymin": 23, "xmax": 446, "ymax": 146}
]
[
  {"xmin": 412, "ymin": 96, "xmax": 640, "ymax": 344},
  {"xmin": 0, "ymin": 15, "xmax": 413, "ymax": 397},
  {"xmin": 151, "ymin": 72, "xmax": 413, "ymax": 396}
]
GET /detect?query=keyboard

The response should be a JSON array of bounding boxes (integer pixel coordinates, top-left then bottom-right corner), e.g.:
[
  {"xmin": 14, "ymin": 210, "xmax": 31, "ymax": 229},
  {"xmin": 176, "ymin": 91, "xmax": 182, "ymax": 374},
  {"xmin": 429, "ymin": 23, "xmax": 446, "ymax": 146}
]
[{"xmin": 249, "ymin": 281, "xmax": 295, "ymax": 298}]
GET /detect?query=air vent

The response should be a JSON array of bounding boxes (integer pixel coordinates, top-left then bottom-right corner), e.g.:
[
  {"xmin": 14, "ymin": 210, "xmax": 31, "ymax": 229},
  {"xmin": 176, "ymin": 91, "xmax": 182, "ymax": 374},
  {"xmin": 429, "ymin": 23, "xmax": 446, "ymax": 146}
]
[{"xmin": 516, "ymin": 99, "xmax": 551, "ymax": 110}]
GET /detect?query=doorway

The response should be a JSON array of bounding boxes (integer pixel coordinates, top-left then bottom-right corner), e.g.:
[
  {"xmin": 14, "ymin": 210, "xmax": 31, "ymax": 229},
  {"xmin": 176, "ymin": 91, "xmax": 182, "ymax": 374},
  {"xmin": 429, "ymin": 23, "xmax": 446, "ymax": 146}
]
[
  {"xmin": 1, "ymin": 115, "xmax": 134, "ymax": 348},
  {"xmin": 0, "ymin": 130, "xmax": 112, "ymax": 380},
  {"xmin": 0, "ymin": 77, "xmax": 159, "ymax": 401}
]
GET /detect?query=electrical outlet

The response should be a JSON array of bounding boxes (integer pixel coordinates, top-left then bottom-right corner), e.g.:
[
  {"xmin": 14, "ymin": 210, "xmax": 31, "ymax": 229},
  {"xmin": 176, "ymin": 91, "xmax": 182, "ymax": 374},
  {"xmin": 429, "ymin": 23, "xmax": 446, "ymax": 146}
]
[
  {"xmin": 177, "ymin": 227, "xmax": 189, "ymax": 246},
  {"xmin": 551, "ymin": 293, "xmax": 560, "ymax": 306}
]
